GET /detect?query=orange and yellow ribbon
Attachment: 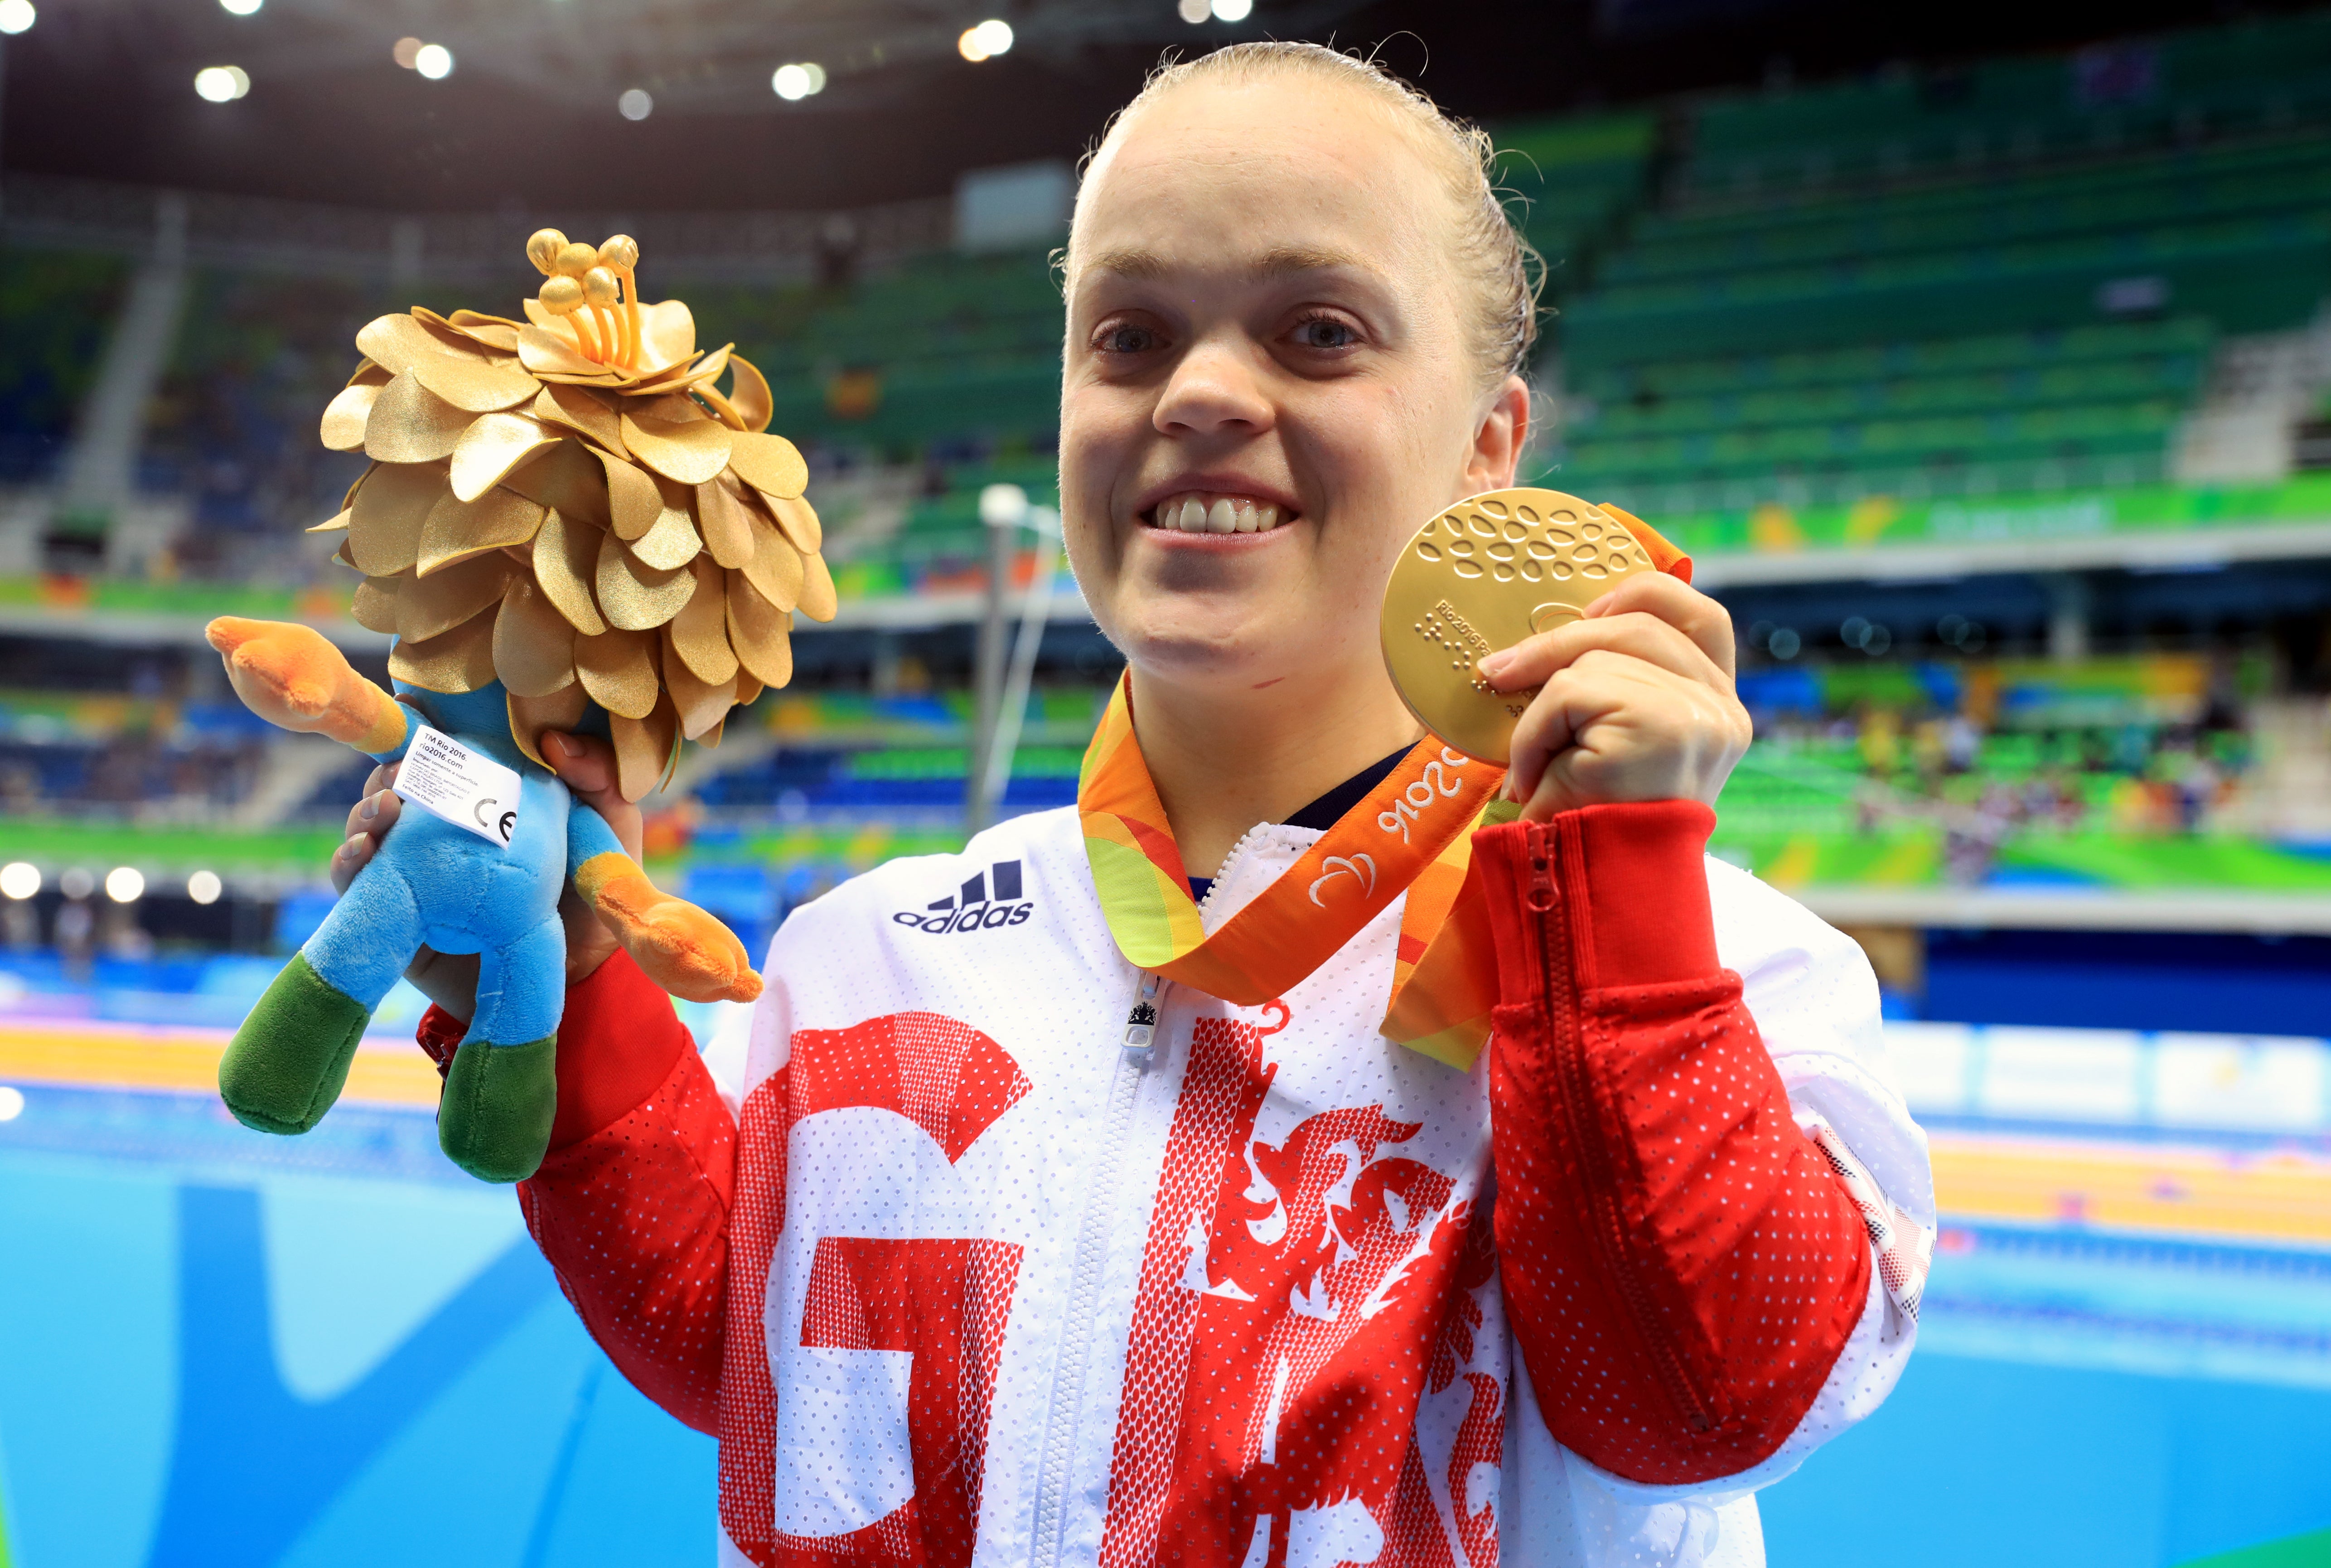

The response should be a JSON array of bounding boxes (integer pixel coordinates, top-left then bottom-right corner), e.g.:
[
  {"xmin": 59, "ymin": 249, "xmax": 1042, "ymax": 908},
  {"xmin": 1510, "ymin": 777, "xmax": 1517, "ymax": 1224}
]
[{"xmin": 1078, "ymin": 676, "xmax": 1515, "ymax": 1070}]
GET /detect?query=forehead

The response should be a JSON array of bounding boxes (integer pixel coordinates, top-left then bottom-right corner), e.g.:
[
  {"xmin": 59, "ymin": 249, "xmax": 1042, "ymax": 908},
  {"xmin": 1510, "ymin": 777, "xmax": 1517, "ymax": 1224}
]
[{"xmin": 1071, "ymin": 74, "xmax": 1450, "ymax": 282}]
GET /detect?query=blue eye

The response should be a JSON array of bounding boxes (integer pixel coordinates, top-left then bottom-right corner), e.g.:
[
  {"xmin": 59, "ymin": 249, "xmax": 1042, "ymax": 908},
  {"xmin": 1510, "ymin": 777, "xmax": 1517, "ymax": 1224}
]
[
  {"xmin": 1293, "ymin": 315, "xmax": 1359, "ymax": 350},
  {"xmin": 1095, "ymin": 323, "xmax": 1157, "ymax": 355}
]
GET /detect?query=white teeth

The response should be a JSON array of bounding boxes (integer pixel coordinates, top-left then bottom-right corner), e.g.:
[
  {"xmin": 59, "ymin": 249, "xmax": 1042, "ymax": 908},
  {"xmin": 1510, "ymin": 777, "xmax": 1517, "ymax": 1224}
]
[{"xmin": 1149, "ymin": 493, "xmax": 1290, "ymax": 532}]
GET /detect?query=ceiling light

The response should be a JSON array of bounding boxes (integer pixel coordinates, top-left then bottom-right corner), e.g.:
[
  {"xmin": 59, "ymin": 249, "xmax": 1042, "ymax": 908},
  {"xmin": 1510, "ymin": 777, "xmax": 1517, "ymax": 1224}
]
[
  {"xmin": 1177, "ymin": 0, "xmax": 1209, "ymax": 19},
  {"xmin": 220, "ymin": 0, "xmax": 262, "ymax": 14},
  {"xmin": 1211, "ymin": 0, "xmax": 1252, "ymax": 18},
  {"xmin": 57, "ymin": 867, "xmax": 92, "ymax": 900},
  {"xmin": 772, "ymin": 62, "xmax": 826, "ymax": 100},
  {"xmin": 0, "ymin": 1086, "xmax": 22, "ymax": 1123},
  {"xmin": 105, "ymin": 866, "xmax": 145, "ymax": 904},
  {"xmin": 0, "ymin": 863, "xmax": 37, "ymax": 900},
  {"xmin": 0, "ymin": 0, "xmax": 34, "ymax": 35},
  {"xmin": 958, "ymin": 19, "xmax": 1013, "ymax": 61},
  {"xmin": 619, "ymin": 87, "xmax": 653, "ymax": 120},
  {"xmin": 414, "ymin": 43, "xmax": 453, "ymax": 79},
  {"xmin": 186, "ymin": 869, "xmax": 223, "ymax": 905},
  {"xmin": 194, "ymin": 65, "xmax": 251, "ymax": 102},
  {"xmin": 392, "ymin": 36, "xmax": 423, "ymax": 68}
]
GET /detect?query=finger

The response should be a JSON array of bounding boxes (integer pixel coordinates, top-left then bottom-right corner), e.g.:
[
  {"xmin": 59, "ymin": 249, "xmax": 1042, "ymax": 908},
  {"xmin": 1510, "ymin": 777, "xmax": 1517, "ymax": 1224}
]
[
  {"xmin": 1515, "ymin": 667, "xmax": 1754, "ymax": 819},
  {"xmin": 406, "ymin": 946, "xmax": 482, "ymax": 1020},
  {"xmin": 1520, "ymin": 756, "xmax": 1604, "ymax": 822},
  {"xmin": 557, "ymin": 885, "xmax": 622, "ymax": 986},
  {"xmin": 329, "ymin": 831, "xmax": 373, "ymax": 896},
  {"xmin": 363, "ymin": 761, "xmax": 401, "ymax": 796},
  {"xmin": 543, "ymin": 731, "xmax": 647, "ymax": 861},
  {"xmin": 1504, "ymin": 665, "xmax": 1620, "ymax": 805},
  {"xmin": 1480, "ymin": 611, "xmax": 1728, "ymax": 694},
  {"xmin": 345, "ymin": 786, "xmax": 403, "ymax": 842},
  {"xmin": 1502, "ymin": 658, "xmax": 1683, "ymax": 806},
  {"xmin": 1581, "ymin": 572, "xmax": 1738, "ymax": 680},
  {"xmin": 543, "ymin": 731, "xmax": 619, "ymax": 797},
  {"xmin": 1520, "ymin": 718, "xmax": 1744, "ymax": 820}
]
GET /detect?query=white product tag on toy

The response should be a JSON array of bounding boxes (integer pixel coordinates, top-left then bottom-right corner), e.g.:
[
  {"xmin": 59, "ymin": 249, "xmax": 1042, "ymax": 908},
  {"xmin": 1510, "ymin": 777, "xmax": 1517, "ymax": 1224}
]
[{"xmin": 394, "ymin": 726, "xmax": 521, "ymax": 847}]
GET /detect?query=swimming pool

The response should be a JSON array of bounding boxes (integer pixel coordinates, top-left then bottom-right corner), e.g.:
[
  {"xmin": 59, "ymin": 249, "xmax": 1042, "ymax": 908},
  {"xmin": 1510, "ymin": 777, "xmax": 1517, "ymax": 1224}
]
[{"xmin": 0, "ymin": 1021, "xmax": 2325, "ymax": 1567}]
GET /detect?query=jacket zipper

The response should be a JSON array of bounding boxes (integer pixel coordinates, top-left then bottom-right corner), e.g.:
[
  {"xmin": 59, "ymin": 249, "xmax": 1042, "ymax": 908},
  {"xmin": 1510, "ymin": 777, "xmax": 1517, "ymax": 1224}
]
[
  {"xmin": 1029, "ymin": 968, "xmax": 1159, "ymax": 1568},
  {"xmin": 1026, "ymin": 834, "xmax": 1258, "ymax": 1562},
  {"xmin": 1526, "ymin": 840, "xmax": 1715, "ymax": 1435}
]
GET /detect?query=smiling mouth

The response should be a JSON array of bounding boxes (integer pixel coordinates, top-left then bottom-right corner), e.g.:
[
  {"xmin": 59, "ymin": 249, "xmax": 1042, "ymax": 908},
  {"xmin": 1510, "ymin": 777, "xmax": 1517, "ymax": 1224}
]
[{"xmin": 1141, "ymin": 492, "xmax": 1292, "ymax": 535}]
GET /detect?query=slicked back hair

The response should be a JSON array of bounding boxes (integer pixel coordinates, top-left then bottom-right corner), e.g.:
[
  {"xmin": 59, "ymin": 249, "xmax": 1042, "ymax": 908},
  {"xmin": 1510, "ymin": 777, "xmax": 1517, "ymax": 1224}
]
[{"xmin": 1074, "ymin": 41, "xmax": 1544, "ymax": 391}]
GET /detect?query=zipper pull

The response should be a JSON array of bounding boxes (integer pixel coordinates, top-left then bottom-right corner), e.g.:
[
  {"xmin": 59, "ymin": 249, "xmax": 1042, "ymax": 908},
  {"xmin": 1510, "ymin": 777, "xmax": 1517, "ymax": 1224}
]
[
  {"xmin": 1123, "ymin": 971, "xmax": 1163, "ymax": 1053},
  {"xmin": 1525, "ymin": 846, "xmax": 1559, "ymax": 912}
]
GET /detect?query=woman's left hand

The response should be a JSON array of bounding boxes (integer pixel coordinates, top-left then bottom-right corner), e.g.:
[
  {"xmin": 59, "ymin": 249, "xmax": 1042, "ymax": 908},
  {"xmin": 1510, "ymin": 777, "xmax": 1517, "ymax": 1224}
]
[{"xmin": 1476, "ymin": 571, "xmax": 1753, "ymax": 820}]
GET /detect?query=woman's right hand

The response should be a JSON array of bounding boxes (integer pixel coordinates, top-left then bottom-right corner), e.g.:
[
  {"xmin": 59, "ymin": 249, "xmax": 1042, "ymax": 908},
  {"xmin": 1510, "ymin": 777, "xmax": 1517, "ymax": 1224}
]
[
  {"xmin": 329, "ymin": 733, "xmax": 644, "ymax": 1023},
  {"xmin": 332, "ymin": 762, "xmax": 484, "ymax": 1019}
]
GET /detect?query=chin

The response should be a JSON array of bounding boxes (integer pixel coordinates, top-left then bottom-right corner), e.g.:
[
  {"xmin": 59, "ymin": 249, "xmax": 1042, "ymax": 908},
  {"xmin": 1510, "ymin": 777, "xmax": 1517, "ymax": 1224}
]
[
  {"xmin": 1113, "ymin": 605, "xmax": 1274, "ymax": 683},
  {"xmin": 1112, "ymin": 588, "xmax": 1360, "ymax": 697}
]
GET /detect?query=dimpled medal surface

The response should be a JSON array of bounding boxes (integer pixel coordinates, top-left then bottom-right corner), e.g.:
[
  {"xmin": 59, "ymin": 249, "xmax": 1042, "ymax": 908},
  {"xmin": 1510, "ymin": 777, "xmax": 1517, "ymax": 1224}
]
[{"xmin": 1380, "ymin": 486, "xmax": 1654, "ymax": 764}]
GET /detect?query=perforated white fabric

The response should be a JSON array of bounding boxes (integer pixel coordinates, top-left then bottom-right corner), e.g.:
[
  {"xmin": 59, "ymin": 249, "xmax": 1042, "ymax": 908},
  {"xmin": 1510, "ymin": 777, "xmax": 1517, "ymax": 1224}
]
[{"xmin": 701, "ymin": 806, "xmax": 1922, "ymax": 1568}]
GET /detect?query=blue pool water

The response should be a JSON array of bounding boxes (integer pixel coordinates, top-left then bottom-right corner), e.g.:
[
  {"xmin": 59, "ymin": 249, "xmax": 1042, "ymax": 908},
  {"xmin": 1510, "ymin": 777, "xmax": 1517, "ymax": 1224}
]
[
  {"xmin": 0, "ymin": 1083, "xmax": 2326, "ymax": 1567},
  {"xmin": 1765, "ymin": 1352, "xmax": 2331, "ymax": 1566}
]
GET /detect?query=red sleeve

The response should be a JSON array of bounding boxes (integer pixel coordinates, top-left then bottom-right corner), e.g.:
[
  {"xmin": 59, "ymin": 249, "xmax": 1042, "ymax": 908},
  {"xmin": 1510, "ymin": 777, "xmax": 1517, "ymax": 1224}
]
[
  {"xmin": 428, "ymin": 951, "xmax": 737, "ymax": 1434},
  {"xmin": 1473, "ymin": 802, "xmax": 1872, "ymax": 1485}
]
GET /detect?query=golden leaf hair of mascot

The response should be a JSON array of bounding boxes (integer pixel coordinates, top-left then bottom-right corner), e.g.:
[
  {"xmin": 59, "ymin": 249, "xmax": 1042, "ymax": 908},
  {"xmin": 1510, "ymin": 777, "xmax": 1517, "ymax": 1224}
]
[{"xmin": 203, "ymin": 232, "xmax": 825, "ymax": 1182}]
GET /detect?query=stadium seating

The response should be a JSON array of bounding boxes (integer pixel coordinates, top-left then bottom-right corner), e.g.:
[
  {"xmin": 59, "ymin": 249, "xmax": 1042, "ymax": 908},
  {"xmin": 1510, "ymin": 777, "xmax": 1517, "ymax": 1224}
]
[
  {"xmin": 1678, "ymin": 15, "xmax": 2331, "ymax": 197},
  {"xmin": 1549, "ymin": 15, "xmax": 2331, "ymax": 508},
  {"xmin": 141, "ymin": 268, "xmax": 382, "ymax": 563},
  {"xmin": 1, "ymin": 13, "xmax": 2327, "ymax": 916},
  {"xmin": 0, "ymin": 247, "xmax": 131, "ymax": 483},
  {"xmin": 691, "ymin": 248, "xmax": 1063, "ymax": 456},
  {"xmin": 1491, "ymin": 112, "xmax": 1657, "ymax": 295},
  {"xmin": 1558, "ymin": 317, "xmax": 2210, "ymax": 505}
]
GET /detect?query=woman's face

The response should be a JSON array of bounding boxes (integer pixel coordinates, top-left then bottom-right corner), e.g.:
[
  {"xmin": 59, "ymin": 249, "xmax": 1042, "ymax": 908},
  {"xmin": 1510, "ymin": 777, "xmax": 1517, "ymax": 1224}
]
[{"xmin": 1060, "ymin": 73, "xmax": 1528, "ymax": 701}]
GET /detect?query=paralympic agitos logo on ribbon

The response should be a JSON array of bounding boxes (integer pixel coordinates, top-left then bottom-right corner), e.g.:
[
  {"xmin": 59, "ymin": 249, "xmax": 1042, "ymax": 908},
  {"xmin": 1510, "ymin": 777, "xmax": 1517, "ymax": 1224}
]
[{"xmin": 892, "ymin": 859, "xmax": 1035, "ymax": 934}]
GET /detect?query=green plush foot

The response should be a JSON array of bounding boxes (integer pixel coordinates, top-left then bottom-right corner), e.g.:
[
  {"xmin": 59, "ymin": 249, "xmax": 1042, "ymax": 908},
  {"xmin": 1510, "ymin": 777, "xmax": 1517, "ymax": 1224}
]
[
  {"xmin": 218, "ymin": 953, "xmax": 371, "ymax": 1135},
  {"xmin": 438, "ymin": 1035, "xmax": 557, "ymax": 1183}
]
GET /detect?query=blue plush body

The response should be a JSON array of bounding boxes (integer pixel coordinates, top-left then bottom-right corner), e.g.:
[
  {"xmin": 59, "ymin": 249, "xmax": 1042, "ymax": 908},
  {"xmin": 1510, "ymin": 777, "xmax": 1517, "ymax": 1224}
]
[{"xmin": 302, "ymin": 680, "xmax": 624, "ymax": 1049}]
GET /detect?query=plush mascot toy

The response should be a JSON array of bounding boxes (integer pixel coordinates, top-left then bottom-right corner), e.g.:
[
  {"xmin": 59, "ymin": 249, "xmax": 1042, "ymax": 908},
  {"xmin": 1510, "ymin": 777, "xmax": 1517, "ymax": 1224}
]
[{"xmin": 208, "ymin": 229, "xmax": 836, "ymax": 1182}]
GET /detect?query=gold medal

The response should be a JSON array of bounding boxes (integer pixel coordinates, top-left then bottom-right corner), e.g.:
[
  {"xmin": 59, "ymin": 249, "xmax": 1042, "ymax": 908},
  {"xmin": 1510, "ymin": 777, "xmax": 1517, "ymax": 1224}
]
[{"xmin": 1380, "ymin": 487, "xmax": 1655, "ymax": 764}]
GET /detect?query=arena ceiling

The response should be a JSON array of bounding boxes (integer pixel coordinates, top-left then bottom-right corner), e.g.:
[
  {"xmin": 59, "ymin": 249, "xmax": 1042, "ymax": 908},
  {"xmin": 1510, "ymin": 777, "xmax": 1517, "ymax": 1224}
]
[{"xmin": 0, "ymin": 0, "xmax": 2296, "ymax": 213}]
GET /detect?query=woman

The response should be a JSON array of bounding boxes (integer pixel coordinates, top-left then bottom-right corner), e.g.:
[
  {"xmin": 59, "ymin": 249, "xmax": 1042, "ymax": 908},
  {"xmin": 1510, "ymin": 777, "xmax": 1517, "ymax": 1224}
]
[{"xmin": 337, "ymin": 42, "xmax": 1930, "ymax": 1568}]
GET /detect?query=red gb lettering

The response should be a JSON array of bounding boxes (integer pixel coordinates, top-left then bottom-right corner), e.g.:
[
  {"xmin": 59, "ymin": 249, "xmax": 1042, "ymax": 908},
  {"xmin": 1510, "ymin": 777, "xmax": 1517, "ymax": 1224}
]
[
  {"xmin": 783, "ymin": 1236, "xmax": 1025, "ymax": 1567},
  {"xmin": 722, "ymin": 1012, "xmax": 1034, "ymax": 1568}
]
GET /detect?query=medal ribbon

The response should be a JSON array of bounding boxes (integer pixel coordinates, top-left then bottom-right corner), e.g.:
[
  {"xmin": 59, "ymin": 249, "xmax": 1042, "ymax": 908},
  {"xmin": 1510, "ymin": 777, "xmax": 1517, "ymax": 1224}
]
[
  {"xmin": 1077, "ymin": 504, "xmax": 1688, "ymax": 1070},
  {"xmin": 1078, "ymin": 674, "xmax": 1511, "ymax": 1067}
]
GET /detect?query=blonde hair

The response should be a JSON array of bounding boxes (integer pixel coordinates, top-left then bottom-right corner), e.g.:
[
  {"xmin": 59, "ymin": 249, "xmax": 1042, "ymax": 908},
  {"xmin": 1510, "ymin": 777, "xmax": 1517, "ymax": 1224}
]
[{"xmin": 1076, "ymin": 41, "xmax": 1543, "ymax": 388}]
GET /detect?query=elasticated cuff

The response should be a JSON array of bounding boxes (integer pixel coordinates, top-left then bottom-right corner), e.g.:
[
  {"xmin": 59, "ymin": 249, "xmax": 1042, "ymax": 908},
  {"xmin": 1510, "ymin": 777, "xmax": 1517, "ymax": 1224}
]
[
  {"xmin": 1565, "ymin": 799, "xmax": 1721, "ymax": 989},
  {"xmin": 1475, "ymin": 800, "xmax": 1722, "ymax": 992}
]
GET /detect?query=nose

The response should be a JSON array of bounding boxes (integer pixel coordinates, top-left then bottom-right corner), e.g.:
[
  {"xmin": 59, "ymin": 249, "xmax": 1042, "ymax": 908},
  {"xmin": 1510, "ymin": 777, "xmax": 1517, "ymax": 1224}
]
[{"xmin": 1153, "ymin": 333, "xmax": 1275, "ymax": 439}]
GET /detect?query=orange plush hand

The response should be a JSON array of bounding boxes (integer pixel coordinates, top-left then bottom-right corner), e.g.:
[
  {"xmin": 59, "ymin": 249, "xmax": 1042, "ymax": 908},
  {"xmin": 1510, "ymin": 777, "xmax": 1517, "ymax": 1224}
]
[
  {"xmin": 574, "ymin": 851, "xmax": 764, "ymax": 1004},
  {"xmin": 206, "ymin": 617, "xmax": 410, "ymax": 754}
]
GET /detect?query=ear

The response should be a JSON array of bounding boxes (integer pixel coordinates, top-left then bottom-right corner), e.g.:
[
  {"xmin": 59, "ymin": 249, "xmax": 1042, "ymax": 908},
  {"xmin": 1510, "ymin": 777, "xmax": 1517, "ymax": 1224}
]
[{"xmin": 1462, "ymin": 374, "xmax": 1532, "ymax": 494}]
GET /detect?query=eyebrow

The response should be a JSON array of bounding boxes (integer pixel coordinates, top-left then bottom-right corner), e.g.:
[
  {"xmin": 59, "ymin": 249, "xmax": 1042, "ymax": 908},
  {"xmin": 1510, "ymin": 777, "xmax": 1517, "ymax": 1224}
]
[{"xmin": 1081, "ymin": 243, "xmax": 1380, "ymax": 284}]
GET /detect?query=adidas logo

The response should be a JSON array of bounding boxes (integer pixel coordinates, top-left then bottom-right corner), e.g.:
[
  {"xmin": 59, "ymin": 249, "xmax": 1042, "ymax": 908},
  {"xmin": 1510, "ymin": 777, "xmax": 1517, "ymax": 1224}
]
[{"xmin": 891, "ymin": 860, "xmax": 1035, "ymax": 934}]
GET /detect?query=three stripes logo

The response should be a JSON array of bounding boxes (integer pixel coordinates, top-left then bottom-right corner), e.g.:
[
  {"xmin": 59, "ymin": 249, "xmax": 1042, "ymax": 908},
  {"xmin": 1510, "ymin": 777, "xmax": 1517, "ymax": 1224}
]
[{"xmin": 892, "ymin": 860, "xmax": 1035, "ymax": 935}]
